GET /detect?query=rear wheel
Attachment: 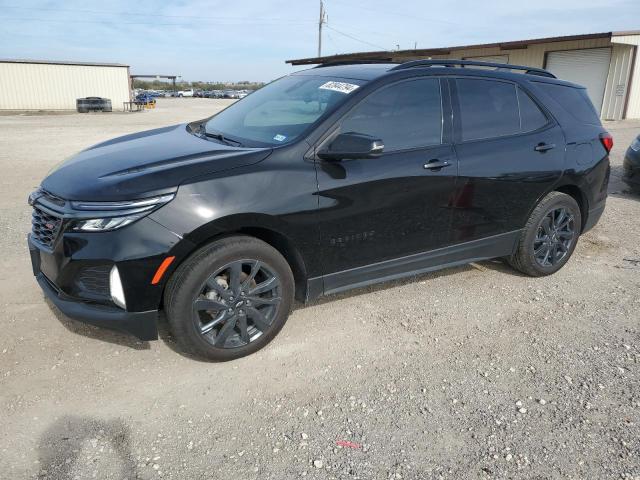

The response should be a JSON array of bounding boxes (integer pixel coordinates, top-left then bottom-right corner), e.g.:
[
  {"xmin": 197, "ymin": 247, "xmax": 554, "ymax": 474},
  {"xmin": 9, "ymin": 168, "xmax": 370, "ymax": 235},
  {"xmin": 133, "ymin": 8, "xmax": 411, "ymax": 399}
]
[
  {"xmin": 165, "ymin": 236, "xmax": 294, "ymax": 361},
  {"xmin": 508, "ymin": 191, "xmax": 582, "ymax": 277}
]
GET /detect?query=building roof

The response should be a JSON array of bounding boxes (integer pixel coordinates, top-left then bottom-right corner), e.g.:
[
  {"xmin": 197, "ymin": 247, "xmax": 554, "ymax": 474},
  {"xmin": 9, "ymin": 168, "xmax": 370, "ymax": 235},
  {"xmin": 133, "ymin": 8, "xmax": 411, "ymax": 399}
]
[
  {"xmin": 287, "ymin": 31, "xmax": 640, "ymax": 66},
  {"xmin": 0, "ymin": 58, "xmax": 129, "ymax": 68},
  {"xmin": 293, "ymin": 63, "xmax": 395, "ymax": 80}
]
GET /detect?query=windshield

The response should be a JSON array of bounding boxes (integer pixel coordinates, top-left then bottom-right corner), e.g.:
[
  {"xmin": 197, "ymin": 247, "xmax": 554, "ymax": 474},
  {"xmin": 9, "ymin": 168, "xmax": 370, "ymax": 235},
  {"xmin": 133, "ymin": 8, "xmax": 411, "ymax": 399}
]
[{"xmin": 204, "ymin": 75, "xmax": 365, "ymax": 146}]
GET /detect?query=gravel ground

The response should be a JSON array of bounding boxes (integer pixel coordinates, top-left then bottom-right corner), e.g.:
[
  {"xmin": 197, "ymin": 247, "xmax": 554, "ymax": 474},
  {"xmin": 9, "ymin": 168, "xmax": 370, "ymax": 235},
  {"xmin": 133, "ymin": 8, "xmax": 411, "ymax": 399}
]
[{"xmin": 0, "ymin": 98, "xmax": 639, "ymax": 480}]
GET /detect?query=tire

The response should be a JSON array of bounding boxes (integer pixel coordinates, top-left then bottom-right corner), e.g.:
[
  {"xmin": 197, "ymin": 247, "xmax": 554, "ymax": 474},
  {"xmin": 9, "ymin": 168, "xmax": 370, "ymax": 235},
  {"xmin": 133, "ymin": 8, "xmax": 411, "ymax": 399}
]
[
  {"xmin": 165, "ymin": 236, "xmax": 294, "ymax": 361},
  {"xmin": 508, "ymin": 191, "xmax": 582, "ymax": 277}
]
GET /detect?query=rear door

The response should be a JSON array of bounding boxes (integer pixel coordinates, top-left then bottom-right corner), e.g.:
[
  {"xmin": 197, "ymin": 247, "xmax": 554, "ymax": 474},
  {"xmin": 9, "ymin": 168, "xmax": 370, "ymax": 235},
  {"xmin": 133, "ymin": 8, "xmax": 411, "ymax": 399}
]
[{"xmin": 450, "ymin": 77, "xmax": 565, "ymax": 244}]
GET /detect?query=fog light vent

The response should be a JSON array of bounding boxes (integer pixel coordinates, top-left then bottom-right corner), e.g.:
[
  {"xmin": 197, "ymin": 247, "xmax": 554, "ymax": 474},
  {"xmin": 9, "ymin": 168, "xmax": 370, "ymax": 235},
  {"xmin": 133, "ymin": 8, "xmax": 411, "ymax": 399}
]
[{"xmin": 109, "ymin": 265, "xmax": 126, "ymax": 309}]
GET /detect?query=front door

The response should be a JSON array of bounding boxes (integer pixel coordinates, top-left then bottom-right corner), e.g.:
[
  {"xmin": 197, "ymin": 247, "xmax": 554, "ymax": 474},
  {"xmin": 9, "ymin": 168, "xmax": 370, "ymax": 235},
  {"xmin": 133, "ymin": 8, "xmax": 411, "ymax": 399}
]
[{"xmin": 314, "ymin": 77, "xmax": 459, "ymax": 290}]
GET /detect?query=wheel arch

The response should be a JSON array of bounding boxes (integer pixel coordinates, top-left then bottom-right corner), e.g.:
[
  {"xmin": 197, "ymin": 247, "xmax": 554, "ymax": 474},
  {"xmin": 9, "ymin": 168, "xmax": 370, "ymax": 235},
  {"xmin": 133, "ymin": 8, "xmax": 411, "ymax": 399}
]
[
  {"xmin": 553, "ymin": 183, "xmax": 589, "ymax": 232},
  {"xmin": 169, "ymin": 215, "xmax": 310, "ymax": 303}
]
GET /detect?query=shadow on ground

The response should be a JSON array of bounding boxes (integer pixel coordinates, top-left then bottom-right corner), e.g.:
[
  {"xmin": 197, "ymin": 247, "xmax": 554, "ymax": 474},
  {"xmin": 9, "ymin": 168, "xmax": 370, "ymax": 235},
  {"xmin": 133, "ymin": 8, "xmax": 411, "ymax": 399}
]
[{"xmin": 37, "ymin": 416, "xmax": 136, "ymax": 479}]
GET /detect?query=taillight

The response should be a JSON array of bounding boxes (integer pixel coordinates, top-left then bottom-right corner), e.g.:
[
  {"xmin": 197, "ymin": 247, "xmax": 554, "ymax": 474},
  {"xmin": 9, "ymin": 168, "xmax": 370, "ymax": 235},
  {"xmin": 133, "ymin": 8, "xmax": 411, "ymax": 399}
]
[{"xmin": 599, "ymin": 132, "xmax": 613, "ymax": 153}]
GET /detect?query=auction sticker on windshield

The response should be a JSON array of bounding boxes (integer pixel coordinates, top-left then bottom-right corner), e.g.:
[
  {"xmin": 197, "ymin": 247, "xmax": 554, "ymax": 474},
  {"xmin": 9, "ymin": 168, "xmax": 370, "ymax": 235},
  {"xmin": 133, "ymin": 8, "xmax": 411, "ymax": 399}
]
[{"xmin": 319, "ymin": 81, "xmax": 360, "ymax": 94}]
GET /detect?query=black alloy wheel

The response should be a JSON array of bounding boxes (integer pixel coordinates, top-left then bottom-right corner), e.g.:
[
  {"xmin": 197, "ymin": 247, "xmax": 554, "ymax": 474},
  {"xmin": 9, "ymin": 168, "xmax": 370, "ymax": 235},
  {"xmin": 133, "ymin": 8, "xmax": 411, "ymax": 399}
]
[
  {"xmin": 194, "ymin": 259, "xmax": 282, "ymax": 348},
  {"xmin": 508, "ymin": 191, "xmax": 582, "ymax": 277},
  {"xmin": 165, "ymin": 236, "xmax": 294, "ymax": 361},
  {"xmin": 533, "ymin": 207, "xmax": 576, "ymax": 267}
]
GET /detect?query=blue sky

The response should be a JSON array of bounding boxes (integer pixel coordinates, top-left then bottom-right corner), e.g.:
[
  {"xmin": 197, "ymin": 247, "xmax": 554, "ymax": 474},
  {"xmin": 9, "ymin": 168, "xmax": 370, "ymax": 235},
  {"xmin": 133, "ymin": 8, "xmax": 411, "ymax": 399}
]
[{"xmin": 1, "ymin": 0, "xmax": 639, "ymax": 82}]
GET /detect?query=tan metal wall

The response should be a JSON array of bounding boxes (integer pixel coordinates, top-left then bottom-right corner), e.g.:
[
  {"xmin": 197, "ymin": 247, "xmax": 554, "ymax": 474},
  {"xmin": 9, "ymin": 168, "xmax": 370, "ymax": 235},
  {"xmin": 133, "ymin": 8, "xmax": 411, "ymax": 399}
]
[
  {"xmin": 0, "ymin": 62, "xmax": 130, "ymax": 110},
  {"xmin": 393, "ymin": 37, "xmax": 613, "ymax": 67},
  {"xmin": 391, "ymin": 36, "xmax": 640, "ymax": 120}
]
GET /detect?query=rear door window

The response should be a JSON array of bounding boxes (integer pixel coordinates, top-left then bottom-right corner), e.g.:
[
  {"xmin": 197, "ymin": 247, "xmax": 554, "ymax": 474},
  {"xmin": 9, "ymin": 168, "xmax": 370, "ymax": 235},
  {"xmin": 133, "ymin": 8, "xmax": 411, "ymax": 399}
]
[
  {"xmin": 456, "ymin": 78, "xmax": 520, "ymax": 141},
  {"xmin": 533, "ymin": 82, "xmax": 601, "ymax": 125}
]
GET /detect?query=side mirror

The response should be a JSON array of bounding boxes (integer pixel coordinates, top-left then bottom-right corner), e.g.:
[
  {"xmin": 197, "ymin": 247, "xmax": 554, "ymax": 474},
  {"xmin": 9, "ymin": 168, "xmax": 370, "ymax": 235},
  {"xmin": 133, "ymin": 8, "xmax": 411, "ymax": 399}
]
[{"xmin": 317, "ymin": 132, "xmax": 384, "ymax": 161}]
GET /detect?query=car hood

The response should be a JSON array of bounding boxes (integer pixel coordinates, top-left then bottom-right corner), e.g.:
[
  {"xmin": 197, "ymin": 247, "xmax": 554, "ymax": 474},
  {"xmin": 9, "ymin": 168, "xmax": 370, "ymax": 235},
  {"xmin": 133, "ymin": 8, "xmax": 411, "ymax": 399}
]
[{"xmin": 41, "ymin": 123, "xmax": 272, "ymax": 201}]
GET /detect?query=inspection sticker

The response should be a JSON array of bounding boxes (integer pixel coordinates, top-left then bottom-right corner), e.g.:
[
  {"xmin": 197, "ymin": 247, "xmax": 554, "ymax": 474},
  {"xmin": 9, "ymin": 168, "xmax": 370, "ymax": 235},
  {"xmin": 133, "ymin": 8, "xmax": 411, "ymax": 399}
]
[
  {"xmin": 319, "ymin": 81, "xmax": 360, "ymax": 94},
  {"xmin": 273, "ymin": 134, "xmax": 287, "ymax": 142}
]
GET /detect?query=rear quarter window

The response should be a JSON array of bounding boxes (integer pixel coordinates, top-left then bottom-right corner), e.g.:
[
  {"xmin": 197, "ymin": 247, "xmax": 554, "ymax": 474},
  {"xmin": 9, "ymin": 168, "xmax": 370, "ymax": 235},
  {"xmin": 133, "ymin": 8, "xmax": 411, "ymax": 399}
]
[
  {"xmin": 517, "ymin": 87, "xmax": 548, "ymax": 132},
  {"xmin": 534, "ymin": 82, "xmax": 601, "ymax": 125}
]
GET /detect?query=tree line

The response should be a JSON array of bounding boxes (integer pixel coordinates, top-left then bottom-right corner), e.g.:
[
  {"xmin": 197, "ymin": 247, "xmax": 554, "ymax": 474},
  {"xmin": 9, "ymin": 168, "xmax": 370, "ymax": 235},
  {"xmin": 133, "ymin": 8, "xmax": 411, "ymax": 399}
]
[{"xmin": 132, "ymin": 79, "xmax": 265, "ymax": 91}]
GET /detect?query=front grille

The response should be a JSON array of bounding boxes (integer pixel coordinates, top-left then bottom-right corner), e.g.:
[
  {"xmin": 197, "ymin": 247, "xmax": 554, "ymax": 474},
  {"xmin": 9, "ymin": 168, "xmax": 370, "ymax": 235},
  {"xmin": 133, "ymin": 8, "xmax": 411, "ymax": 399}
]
[
  {"xmin": 75, "ymin": 265, "xmax": 111, "ymax": 297},
  {"xmin": 31, "ymin": 207, "xmax": 63, "ymax": 248}
]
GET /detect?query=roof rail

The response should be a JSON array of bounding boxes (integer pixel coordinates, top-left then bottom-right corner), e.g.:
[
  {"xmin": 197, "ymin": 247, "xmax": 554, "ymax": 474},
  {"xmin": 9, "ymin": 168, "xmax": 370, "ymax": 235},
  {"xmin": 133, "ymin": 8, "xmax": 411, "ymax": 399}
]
[{"xmin": 390, "ymin": 59, "xmax": 556, "ymax": 78}]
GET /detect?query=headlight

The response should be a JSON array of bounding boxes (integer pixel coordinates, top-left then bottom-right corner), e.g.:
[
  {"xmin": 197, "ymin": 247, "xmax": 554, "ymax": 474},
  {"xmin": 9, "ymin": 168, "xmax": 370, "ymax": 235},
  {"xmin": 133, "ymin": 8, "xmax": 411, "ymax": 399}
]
[
  {"xmin": 631, "ymin": 137, "xmax": 640, "ymax": 152},
  {"xmin": 71, "ymin": 193, "xmax": 175, "ymax": 232},
  {"xmin": 73, "ymin": 215, "xmax": 144, "ymax": 231}
]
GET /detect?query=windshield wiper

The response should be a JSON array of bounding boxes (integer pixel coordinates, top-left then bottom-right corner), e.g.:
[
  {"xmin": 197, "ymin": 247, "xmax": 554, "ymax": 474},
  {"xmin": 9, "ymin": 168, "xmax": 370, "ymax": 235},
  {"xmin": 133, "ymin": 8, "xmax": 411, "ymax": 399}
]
[{"xmin": 199, "ymin": 124, "xmax": 242, "ymax": 147}]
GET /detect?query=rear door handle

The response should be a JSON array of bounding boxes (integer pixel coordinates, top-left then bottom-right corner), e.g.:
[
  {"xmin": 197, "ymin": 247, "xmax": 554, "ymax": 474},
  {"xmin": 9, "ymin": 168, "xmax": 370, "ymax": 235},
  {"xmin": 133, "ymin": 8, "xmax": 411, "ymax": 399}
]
[
  {"xmin": 423, "ymin": 159, "xmax": 452, "ymax": 170},
  {"xmin": 534, "ymin": 143, "xmax": 556, "ymax": 152}
]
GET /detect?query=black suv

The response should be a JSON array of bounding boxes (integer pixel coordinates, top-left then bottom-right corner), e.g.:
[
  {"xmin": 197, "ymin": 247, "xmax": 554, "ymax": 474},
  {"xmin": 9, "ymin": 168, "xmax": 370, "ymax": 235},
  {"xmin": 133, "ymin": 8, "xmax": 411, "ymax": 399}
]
[{"xmin": 29, "ymin": 60, "xmax": 611, "ymax": 360}]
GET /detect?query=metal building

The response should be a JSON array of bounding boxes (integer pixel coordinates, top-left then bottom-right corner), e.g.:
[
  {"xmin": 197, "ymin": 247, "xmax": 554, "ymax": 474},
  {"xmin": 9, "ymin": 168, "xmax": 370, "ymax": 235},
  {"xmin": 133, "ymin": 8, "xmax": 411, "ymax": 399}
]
[
  {"xmin": 0, "ymin": 59, "xmax": 131, "ymax": 110},
  {"xmin": 287, "ymin": 31, "xmax": 640, "ymax": 120}
]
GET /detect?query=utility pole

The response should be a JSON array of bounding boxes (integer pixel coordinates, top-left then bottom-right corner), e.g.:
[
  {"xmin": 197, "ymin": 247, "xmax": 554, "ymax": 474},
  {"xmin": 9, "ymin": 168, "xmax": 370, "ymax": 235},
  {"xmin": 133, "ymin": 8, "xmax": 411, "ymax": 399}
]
[{"xmin": 318, "ymin": 0, "xmax": 326, "ymax": 57}]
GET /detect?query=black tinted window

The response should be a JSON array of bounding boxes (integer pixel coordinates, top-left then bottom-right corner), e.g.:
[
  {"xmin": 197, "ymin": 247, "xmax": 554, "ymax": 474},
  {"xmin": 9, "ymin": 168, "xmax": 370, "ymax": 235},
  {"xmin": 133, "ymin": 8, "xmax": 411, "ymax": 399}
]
[
  {"xmin": 518, "ymin": 87, "xmax": 548, "ymax": 132},
  {"xmin": 341, "ymin": 78, "xmax": 442, "ymax": 151},
  {"xmin": 534, "ymin": 82, "xmax": 601, "ymax": 125},
  {"xmin": 456, "ymin": 79, "xmax": 520, "ymax": 141}
]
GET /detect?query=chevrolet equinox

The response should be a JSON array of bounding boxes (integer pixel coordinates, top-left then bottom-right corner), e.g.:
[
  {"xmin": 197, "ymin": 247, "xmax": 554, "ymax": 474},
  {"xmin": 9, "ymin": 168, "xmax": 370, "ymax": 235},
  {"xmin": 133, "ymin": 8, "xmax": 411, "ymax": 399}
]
[{"xmin": 28, "ymin": 60, "xmax": 612, "ymax": 360}]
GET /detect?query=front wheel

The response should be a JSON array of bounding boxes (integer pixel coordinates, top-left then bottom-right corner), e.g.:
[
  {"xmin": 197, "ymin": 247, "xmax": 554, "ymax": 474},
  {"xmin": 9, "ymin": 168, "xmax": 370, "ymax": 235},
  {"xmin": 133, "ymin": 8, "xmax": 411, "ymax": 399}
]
[
  {"xmin": 165, "ymin": 236, "xmax": 294, "ymax": 361},
  {"xmin": 508, "ymin": 191, "xmax": 582, "ymax": 277}
]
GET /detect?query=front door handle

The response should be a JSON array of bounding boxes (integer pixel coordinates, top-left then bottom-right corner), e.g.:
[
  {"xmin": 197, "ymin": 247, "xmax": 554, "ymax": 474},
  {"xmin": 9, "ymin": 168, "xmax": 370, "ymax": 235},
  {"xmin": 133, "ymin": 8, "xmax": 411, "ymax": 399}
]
[
  {"xmin": 534, "ymin": 143, "xmax": 556, "ymax": 152},
  {"xmin": 423, "ymin": 159, "xmax": 452, "ymax": 170}
]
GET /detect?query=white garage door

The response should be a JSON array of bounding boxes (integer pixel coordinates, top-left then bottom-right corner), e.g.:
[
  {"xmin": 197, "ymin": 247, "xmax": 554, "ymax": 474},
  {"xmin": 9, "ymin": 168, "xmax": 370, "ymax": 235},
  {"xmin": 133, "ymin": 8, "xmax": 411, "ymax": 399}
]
[{"xmin": 545, "ymin": 48, "xmax": 611, "ymax": 113}]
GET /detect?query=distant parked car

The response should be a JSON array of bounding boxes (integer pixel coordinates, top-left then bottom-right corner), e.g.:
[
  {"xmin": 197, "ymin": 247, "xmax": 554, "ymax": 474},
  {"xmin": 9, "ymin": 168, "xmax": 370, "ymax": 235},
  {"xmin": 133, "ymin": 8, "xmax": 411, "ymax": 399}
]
[
  {"xmin": 222, "ymin": 89, "xmax": 236, "ymax": 99},
  {"xmin": 134, "ymin": 93, "xmax": 156, "ymax": 107},
  {"xmin": 76, "ymin": 97, "xmax": 112, "ymax": 113},
  {"xmin": 623, "ymin": 134, "xmax": 640, "ymax": 192},
  {"xmin": 177, "ymin": 89, "xmax": 194, "ymax": 97},
  {"xmin": 210, "ymin": 90, "xmax": 224, "ymax": 98}
]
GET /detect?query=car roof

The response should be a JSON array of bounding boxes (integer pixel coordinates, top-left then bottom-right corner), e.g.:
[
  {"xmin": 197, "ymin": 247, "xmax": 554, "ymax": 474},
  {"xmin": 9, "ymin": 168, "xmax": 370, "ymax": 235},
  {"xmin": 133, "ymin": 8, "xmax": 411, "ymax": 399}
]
[{"xmin": 292, "ymin": 62, "xmax": 586, "ymax": 89}]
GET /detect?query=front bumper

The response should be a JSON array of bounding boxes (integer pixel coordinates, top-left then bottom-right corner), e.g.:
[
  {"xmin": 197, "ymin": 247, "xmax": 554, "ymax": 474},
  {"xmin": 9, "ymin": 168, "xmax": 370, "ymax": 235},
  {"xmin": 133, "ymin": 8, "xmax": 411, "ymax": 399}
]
[
  {"xmin": 34, "ymin": 268, "xmax": 159, "ymax": 340},
  {"xmin": 28, "ymin": 213, "xmax": 187, "ymax": 340}
]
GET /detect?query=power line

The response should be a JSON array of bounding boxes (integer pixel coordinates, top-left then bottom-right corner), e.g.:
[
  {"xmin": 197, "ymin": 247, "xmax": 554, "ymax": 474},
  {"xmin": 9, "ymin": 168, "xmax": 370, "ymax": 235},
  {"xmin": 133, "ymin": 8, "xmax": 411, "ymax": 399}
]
[
  {"xmin": 0, "ymin": 4, "xmax": 313, "ymax": 23},
  {"xmin": 324, "ymin": 25, "xmax": 388, "ymax": 51},
  {"xmin": 325, "ymin": 0, "xmax": 463, "ymax": 27},
  {"xmin": 0, "ymin": 16, "xmax": 312, "ymax": 27}
]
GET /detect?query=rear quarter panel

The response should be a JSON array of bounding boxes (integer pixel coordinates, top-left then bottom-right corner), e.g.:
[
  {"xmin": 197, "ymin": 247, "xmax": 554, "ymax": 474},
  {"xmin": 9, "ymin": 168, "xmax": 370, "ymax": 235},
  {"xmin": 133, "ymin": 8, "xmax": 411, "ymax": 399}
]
[{"xmin": 525, "ymin": 79, "xmax": 610, "ymax": 228}]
